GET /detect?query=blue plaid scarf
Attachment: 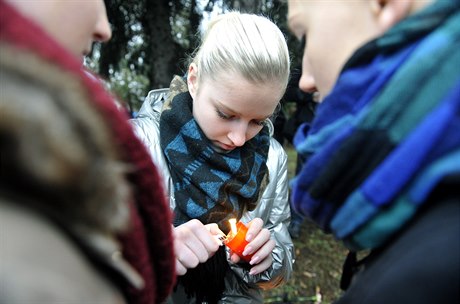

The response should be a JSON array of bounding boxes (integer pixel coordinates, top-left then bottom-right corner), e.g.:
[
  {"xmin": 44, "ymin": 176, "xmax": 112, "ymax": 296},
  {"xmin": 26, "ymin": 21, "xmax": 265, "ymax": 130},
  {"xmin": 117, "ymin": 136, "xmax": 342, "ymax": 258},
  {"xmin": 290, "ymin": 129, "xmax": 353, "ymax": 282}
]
[
  {"xmin": 291, "ymin": 0, "xmax": 460, "ymax": 251},
  {"xmin": 160, "ymin": 90, "xmax": 270, "ymax": 233}
]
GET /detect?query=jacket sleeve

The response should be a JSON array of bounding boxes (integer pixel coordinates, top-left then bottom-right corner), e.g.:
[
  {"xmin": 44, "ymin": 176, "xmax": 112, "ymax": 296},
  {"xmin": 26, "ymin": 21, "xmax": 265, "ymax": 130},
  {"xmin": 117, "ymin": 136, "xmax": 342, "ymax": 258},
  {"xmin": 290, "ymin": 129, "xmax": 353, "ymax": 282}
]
[
  {"xmin": 229, "ymin": 138, "xmax": 295, "ymax": 289},
  {"xmin": 129, "ymin": 90, "xmax": 176, "ymax": 209}
]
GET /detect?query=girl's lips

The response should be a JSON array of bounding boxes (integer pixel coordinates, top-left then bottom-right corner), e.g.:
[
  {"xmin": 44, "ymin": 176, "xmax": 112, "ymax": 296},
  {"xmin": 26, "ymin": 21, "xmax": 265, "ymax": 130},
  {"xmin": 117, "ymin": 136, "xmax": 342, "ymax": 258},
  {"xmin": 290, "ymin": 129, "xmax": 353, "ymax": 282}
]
[{"xmin": 216, "ymin": 142, "xmax": 235, "ymax": 151}]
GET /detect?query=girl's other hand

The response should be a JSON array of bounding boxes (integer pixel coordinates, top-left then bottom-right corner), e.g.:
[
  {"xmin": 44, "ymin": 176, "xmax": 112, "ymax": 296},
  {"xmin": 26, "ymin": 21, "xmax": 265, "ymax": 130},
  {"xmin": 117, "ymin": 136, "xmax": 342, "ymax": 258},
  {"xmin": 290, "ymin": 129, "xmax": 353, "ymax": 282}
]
[{"xmin": 229, "ymin": 218, "xmax": 275, "ymax": 275}]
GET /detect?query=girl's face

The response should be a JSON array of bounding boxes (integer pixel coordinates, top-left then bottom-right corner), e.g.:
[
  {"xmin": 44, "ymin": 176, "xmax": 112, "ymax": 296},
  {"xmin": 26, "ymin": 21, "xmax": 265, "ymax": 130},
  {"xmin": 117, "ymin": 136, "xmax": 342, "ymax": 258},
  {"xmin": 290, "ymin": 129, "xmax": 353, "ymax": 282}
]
[
  {"xmin": 287, "ymin": 0, "xmax": 381, "ymax": 98},
  {"xmin": 187, "ymin": 64, "xmax": 283, "ymax": 152},
  {"xmin": 6, "ymin": 0, "xmax": 112, "ymax": 60}
]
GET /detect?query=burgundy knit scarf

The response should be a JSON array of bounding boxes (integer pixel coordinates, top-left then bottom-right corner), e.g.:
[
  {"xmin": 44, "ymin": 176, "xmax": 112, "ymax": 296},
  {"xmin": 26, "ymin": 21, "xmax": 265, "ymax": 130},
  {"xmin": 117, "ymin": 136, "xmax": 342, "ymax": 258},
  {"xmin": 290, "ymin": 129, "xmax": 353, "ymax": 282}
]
[{"xmin": 0, "ymin": 2, "xmax": 175, "ymax": 303}]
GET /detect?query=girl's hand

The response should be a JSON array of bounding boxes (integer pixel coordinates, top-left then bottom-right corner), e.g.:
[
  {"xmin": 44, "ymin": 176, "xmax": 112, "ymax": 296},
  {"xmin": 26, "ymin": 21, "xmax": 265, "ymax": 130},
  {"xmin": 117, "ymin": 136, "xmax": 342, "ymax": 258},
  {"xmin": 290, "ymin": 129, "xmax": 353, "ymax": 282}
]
[
  {"xmin": 229, "ymin": 218, "xmax": 275, "ymax": 275},
  {"xmin": 173, "ymin": 220, "xmax": 225, "ymax": 275}
]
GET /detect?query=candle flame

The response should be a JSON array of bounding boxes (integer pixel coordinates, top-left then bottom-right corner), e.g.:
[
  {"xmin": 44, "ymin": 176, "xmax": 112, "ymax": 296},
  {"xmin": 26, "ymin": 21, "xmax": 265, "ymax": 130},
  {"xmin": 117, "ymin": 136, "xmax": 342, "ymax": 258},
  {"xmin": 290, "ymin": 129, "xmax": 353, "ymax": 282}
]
[{"xmin": 229, "ymin": 218, "xmax": 237, "ymax": 236}]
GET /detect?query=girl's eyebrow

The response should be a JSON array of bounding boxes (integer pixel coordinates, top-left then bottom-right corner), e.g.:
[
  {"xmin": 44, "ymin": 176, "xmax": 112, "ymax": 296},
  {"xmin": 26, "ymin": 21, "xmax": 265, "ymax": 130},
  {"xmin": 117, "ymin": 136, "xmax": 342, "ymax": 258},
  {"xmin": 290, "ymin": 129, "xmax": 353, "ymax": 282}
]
[
  {"xmin": 214, "ymin": 100, "xmax": 240, "ymax": 116},
  {"xmin": 215, "ymin": 100, "xmax": 272, "ymax": 121}
]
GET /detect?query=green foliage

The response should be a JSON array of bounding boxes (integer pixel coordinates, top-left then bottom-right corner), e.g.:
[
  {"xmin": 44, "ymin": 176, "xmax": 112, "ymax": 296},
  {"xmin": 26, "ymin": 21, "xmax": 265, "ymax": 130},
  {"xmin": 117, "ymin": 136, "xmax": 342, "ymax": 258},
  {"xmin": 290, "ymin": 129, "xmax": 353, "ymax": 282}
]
[
  {"xmin": 107, "ymin": 61, "xmax": 150, "ymax": 114},
  {"xmin": 91, "ymin": 0, "xmax": 303, "ymax": 109}
]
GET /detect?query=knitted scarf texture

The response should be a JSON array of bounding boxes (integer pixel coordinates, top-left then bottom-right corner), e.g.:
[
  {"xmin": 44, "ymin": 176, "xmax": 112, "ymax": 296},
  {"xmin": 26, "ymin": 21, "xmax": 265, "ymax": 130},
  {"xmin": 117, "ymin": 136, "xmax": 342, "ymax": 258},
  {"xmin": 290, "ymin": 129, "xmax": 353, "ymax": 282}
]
[
  {"xmin": 160, "ymin": 90, "xmax": 270, "ymax": 232},
  {"xmin": 291, "ymin": 0, "xmax": 460, "ymax": 251},
  {"xmin": 0, "ymin": 2, "xmax": 176, "ymax": 303}
]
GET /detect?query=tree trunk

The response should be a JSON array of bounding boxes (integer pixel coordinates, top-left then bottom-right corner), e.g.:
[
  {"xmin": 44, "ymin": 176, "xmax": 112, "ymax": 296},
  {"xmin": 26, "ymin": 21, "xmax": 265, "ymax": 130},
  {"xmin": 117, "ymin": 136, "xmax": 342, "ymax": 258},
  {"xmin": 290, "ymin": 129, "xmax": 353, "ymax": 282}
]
[{"xmin": 143, "ymin": 0, "xmax": 180, "ymax": 89}]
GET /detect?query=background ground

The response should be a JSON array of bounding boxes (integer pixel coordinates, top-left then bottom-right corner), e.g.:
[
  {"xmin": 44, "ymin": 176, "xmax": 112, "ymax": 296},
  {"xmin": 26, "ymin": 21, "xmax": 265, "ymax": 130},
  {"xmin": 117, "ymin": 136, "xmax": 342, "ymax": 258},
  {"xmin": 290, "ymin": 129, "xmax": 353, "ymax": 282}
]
[{"xmin": 262, "ymin": 146, "xmax": 347, "ymax": 304}]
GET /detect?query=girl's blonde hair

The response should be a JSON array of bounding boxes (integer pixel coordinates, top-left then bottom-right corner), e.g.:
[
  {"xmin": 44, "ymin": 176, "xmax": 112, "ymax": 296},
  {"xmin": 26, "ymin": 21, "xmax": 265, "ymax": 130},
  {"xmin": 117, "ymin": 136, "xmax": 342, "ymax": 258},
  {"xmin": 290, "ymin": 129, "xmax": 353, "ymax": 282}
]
[{"xmin": 191, "ymin": 11, "xmax": 290, "ymax": 92}]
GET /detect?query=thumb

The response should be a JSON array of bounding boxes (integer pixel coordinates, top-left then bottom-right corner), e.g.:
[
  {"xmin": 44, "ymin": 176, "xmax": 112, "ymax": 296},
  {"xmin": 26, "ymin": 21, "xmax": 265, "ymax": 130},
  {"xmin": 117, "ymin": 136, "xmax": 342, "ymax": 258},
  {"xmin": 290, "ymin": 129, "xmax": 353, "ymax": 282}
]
[{"xmin": 205, "ymin": 223, "xmax": 225, "ymax": 236}]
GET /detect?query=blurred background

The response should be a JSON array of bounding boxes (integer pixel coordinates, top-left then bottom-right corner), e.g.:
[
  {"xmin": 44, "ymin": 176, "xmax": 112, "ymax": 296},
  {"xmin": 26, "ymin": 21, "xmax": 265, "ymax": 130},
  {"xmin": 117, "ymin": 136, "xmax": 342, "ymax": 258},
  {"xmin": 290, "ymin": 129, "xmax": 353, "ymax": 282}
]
[{"xmin": 88, "ymin": 0, "xmax": 302, "ymax": 116}]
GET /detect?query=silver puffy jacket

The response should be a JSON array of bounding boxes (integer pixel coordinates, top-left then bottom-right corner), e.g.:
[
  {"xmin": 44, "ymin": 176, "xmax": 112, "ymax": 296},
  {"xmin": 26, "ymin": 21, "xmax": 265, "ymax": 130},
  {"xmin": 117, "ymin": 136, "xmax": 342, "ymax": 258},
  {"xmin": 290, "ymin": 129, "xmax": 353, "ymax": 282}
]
[{"xmin": 131, "ymin": 88, "xmax": 295, "ymax": 303}]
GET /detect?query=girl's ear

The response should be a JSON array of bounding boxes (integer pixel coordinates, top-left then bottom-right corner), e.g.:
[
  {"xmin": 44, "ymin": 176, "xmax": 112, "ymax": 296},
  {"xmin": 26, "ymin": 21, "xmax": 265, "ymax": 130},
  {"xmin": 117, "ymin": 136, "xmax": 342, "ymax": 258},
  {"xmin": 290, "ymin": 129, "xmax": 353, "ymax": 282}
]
[
  {"xmin": 371, "ymin": 0, "xmax": 412, "ymax": 32},
  {"xmin": 187, "ymin": 63, "xmax": 199, "ymax": 100}
]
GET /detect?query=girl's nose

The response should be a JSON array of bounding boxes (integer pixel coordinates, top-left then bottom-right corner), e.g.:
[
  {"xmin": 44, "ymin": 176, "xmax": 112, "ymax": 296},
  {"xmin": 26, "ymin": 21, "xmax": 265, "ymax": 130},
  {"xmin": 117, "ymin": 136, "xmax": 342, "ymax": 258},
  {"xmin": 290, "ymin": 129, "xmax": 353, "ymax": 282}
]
[
  {"xmin": 94, "ymin": 8, "xmax": 112, "ymax": 42},
  {"xmin": 299, "ymin": 54, "xmax": 317, "ymax": 94},
  {"xmin": 227, "ymin": 124, "xmax": 247, "ymax": 147},
  {"xmin": 298, "ymin": 72, "xmax": 317, "ymax": 94}
]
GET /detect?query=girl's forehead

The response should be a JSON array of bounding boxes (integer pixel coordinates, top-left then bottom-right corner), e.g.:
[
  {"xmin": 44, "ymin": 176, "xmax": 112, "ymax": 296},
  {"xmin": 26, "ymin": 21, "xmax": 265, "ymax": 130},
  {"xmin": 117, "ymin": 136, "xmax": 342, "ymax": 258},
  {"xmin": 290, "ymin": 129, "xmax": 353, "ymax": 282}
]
[{"xmin": 208, "ymin": 81, "xmax": 282, "ymax": 117}]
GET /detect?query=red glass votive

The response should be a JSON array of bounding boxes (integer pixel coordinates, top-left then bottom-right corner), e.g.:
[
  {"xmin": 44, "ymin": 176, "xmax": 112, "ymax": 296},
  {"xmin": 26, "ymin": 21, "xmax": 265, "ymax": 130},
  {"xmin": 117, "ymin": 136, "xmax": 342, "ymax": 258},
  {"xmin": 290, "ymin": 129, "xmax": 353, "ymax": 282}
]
[{"xmin": 224, "ymin": 221, "xmax": 253, "ymax": 262}]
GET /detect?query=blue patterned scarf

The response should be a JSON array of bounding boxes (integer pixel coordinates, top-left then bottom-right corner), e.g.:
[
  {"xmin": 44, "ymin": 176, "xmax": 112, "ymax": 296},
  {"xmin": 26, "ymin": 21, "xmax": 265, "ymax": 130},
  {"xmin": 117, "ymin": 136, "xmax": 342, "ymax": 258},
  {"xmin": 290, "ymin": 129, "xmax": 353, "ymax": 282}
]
[
  {"xmin": 291, "ymin": 0, "xmax": 460, "ymax": 251},
  {"xmin": 160, "ymin": 90, "xmax": 270, "ymax": 233}
]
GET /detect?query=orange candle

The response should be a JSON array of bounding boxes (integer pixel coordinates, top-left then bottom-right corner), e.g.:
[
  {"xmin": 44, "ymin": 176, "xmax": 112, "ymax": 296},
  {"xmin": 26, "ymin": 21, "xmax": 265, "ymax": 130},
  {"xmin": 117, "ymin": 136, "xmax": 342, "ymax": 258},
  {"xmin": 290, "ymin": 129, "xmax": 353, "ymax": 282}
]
[{"xmin": 224, "ymin": 221, "xmax": 253, "ymax": 262}]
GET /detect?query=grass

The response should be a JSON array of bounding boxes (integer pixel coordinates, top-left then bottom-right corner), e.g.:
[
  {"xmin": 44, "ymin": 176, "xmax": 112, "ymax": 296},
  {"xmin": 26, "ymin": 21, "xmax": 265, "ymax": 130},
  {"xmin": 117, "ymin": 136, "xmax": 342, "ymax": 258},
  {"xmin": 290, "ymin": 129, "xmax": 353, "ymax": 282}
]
[{"xmin": 262, "ymin": 145, "xmax": 347, "ymax": 303}]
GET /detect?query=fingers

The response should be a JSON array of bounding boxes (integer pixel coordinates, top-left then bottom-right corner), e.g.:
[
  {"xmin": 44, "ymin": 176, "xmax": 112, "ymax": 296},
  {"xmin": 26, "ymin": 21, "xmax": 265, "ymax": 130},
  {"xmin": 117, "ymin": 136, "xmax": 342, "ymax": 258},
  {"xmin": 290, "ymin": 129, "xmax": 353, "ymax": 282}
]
[
  {"xmin": 229, "ymin": 229, "xmax": 275, "ymax": 275},
  {"xmin": 229, "ymin": 252, "xmax": 241, "ymax": 264},
  {"xmin": 173, "ymin": 228, "xmax": 203, "ymax": 275},
  {"xmin": 183, "ymin": 219, "xmax": 221, "ymax": 254},
  {"xmin": 242, "ymin": 218, "xmax": 276, "ymax": 275},
  {"xmin": 242, "ymin": 218, "xmax": 271, "ymax": 260},
  {"xmin": 175, "ymin": 218, "xmax": 276, "ymax": 277},
  {"xmin": 249, "ymin": 245, "xmax": 274, "ymax": 275},
  {"xmin": 245, "ymin": 218, "xmax": 263, "ymax": 241},
  {"xmin": 205, "ymin": 223, "xmax": 226, "ymax": 245},
  {"xmin": 173, "ymin": 219, "xmax": 221, "ymax": 275},
  {"xmin": 175, "ymin": 259, "xmax": 188, "ymax": 276},
  {"xmin": 243, "ymin": 227, "xmax": 271, "ymax": 258}
]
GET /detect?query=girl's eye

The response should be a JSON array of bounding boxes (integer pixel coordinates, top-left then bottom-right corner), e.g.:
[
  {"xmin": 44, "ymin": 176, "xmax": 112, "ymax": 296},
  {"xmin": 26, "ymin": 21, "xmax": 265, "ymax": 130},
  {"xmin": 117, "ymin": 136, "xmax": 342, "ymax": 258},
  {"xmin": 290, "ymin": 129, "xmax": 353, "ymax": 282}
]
[
  {"xmin": 216, "ymin": 108, "xmax": 265, "ymax": 126},
  {"xmin": 216, "ymin": 109, "xmax": 231, "ymax": 120},
  {"xmin": 253, "ymin": 120, "xmax": 266, "ymax": 126}
]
